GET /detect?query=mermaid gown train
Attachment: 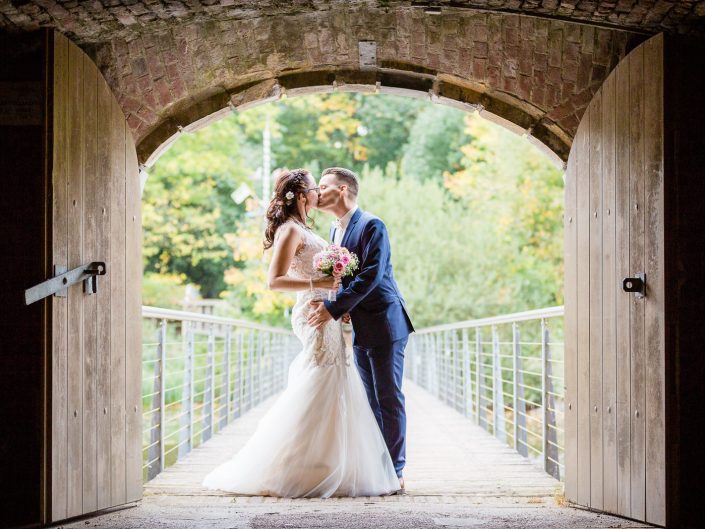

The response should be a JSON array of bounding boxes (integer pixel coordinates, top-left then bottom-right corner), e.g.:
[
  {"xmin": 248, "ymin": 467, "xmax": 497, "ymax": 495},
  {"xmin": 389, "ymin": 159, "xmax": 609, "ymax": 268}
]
[{"xmin": 201, "ymin": 222, "xmax": 399, "ymax": 497}]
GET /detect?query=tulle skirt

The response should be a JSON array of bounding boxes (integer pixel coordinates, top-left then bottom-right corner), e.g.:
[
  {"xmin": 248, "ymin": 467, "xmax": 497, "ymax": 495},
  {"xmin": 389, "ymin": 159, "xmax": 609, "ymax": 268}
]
[{"xmin": 202, "ymin": 314, "xmax": 399, "ymax": 497}]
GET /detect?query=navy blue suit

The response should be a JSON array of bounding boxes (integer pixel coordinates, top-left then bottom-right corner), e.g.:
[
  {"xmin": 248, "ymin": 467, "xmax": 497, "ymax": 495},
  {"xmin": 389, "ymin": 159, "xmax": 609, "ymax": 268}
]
[{"xmin": 324, "ymin": 208, "xmax": 414, "ymax": 477}]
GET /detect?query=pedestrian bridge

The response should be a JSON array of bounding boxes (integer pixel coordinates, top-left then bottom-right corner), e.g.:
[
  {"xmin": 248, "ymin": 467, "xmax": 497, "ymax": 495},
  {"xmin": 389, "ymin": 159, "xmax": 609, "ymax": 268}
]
[{"xmin": 58, "ymin": 307, "xmax": 654, "ymax": 528}]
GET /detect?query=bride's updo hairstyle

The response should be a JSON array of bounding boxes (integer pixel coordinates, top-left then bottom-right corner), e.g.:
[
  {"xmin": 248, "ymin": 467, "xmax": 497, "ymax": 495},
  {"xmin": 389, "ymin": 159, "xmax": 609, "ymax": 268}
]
[{"xmin": 264, "ymin": 168, "xmax": 313, "ymax": 250}]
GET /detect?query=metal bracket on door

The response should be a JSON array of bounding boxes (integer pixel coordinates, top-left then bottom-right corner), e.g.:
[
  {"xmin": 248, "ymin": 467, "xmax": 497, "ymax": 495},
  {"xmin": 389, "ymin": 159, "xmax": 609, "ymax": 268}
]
[
  {"xmin": 24, "ymin": 262, "xmax": 107, "ymax": 305},
  {"xmin": 622, "ymin": 272, "xmax": 646, "ymax": 299}
]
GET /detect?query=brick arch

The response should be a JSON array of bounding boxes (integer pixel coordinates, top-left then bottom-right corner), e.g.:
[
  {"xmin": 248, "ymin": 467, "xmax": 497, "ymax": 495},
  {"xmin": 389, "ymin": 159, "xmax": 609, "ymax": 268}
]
[
  {"xmin": 87, "ymin": 8, "xmax": 640, "ymax": 164},
  {"xmin": 137, "ymin": 70, "xmax": 562, "ymax": 168}
]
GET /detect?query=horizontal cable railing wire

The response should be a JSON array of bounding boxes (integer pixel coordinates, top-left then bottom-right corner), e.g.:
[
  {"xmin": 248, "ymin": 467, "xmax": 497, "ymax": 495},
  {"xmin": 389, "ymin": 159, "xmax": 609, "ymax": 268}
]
[
  {"xmin": 405, "ymin": 306, "xmax": 565, "ymax": 480},
  {"xmin": 141, "ymin": 306, "xmax": 300, "ymax": 482}
]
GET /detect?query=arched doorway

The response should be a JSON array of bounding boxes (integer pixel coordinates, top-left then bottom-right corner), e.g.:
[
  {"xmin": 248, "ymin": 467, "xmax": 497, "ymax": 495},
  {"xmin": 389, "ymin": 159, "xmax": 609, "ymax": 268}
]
[{"xmin": 3, "ymin": 6, "xmax": 705, "ymax": 524}]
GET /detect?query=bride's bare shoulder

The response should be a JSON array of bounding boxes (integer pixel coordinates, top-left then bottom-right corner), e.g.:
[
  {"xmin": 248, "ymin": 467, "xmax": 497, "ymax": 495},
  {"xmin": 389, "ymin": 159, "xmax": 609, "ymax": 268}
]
[{"xmin": 273, "ymin": 221, "xmax": 304, "ymax": 246}]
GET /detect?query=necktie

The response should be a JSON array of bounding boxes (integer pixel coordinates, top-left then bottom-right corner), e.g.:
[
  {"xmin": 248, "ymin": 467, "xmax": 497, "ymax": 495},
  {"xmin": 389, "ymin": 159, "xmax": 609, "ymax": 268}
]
[{"xmin": 332, "ymin": 219, "xmax": 343, "ymax": 245}]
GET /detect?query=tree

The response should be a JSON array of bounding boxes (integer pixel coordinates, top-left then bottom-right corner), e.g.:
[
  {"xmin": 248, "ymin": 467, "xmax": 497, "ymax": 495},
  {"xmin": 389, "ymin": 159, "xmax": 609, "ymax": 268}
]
[
  {"xmin": 142, "ymin": 115, "xmax": 252, "ymax": 298},
  {"xmin": 400, "ymin": 104, "xmax": 469, "ymax": 183},
  {"xmin": 354, "ymin": 94, "xmax": 425, "ymax": 170},
  {"xmin": 444, "ymin": 115, "xmax": 564, "ymax": 312},
  {"xmin": 220, "ymin": 198, "xmax": 296, "ymax": 327}
]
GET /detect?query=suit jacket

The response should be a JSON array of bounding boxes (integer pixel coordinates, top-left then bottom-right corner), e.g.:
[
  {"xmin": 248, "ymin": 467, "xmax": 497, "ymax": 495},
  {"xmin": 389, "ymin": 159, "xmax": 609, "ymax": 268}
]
[{"xmin": 324, "ymin": 208, "xmax": 414, "ymax": 348}]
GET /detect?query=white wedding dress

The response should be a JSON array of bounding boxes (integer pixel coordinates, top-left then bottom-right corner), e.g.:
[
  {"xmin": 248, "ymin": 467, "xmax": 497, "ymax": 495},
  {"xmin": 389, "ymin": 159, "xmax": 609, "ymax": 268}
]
[{"xmin": 202, "ymin": 221, "xmax": 400, "ymax": 497}]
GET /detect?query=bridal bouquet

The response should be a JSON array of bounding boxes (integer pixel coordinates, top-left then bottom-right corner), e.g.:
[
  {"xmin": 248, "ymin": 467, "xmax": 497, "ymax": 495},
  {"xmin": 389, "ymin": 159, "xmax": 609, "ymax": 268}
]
[{"xmin": 312, "ymin": 244, "xmax": 359, "ymax": 301}]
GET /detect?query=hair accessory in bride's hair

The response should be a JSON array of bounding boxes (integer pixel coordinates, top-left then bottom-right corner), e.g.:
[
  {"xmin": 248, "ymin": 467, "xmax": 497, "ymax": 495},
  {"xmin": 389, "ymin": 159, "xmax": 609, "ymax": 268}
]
[{"xmin": 285, "ymin": 191, "xmax": 295, "ymax": 201}]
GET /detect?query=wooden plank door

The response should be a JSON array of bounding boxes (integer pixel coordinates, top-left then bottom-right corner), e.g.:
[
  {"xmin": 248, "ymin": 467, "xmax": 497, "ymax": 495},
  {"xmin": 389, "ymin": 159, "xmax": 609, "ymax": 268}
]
[
  {"xmin": 49, "ymin": 31, "xmax": 143, "ymax": 523},
  {"xmin": 563, "ymin": 33, "xmax": 665, "ymax": 526}
]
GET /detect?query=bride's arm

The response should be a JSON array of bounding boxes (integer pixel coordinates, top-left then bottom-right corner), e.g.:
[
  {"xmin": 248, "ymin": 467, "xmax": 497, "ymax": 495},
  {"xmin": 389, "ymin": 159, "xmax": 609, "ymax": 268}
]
[{"xmin": 267, "ymin": 224, "xmax": 336, "ymax": 292}]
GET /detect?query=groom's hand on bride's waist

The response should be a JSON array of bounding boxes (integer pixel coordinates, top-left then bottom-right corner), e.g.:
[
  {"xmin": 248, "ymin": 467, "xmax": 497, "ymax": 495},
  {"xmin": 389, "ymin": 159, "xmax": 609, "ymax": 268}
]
[{"xmin": 308, "ymin": 300, "xmax": 333, "ymax": 330}]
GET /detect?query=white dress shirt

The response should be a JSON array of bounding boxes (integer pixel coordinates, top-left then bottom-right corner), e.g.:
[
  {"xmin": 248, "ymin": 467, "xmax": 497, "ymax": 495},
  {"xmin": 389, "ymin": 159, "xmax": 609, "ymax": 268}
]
[{"xmin": 333, "ymin": 206, "xmax": 358, "ymax": 246}]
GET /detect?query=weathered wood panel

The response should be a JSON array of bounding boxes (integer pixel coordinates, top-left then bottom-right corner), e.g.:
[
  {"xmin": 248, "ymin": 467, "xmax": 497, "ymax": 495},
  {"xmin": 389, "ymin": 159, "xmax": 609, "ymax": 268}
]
[
  {"xmin": 66, "ymin": 38, "xmax": 84, "ymax": 519},
  {"xmin": 563, "ymin": 136, "xmax": 578, "ymax": 503},
  {"xmin": 125, "ymin": 132, "xmax": 143, "ymax": 502},
  {"xmin": 49, "ymin": 31, "xmax": 142, "ymax": 523},
  {"xmin": 588, "ymin": 88, "xmax": 603, "ymax": 511},
  {"xmin": 82, "ymin": 51, "xmax": 99, "ymax": 515},
  {"xmin": 109, "ymin": 94, "xmax": 127, "ymax": 508},
  {"xmin": 628, "ymin": 44, "xmax": 646, "ymax": 522},
  {"xmin": 614, "ymin": 56, "xmax": 632, "ymax": 519},
  {"xmin": 566, "ymin": 33, "xmax": 666, "ymax": 525},
  {"xmin": 575, "ymin": 106, "xmax": 591, "ymax": 508},
  {"xmin": 51, "ymin": 31, "xmax": 69, "ymax": 523},
  {"xmin": 600, "ymin": 71, "xmax": 618, "ymax": 515},
  {"xmin": 95, "ymin": 73, "xmax": 113, "ymax": 512}
]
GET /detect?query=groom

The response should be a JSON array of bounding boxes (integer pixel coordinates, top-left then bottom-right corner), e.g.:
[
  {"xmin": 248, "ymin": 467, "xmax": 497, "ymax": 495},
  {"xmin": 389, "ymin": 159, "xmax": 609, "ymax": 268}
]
[{"xmin": 308, "ymin": 167, "xmax": 414, "ymax": 491}]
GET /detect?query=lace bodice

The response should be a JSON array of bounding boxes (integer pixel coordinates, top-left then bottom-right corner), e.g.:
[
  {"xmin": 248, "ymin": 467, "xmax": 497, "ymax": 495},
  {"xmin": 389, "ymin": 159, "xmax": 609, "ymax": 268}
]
[
  {"xmin": 277, "ymin": 221, "xmax": 348, "ymax": 368},
  {"xmin": 284, "ymin": 221, "xmax": 328, "ymax": 282}
]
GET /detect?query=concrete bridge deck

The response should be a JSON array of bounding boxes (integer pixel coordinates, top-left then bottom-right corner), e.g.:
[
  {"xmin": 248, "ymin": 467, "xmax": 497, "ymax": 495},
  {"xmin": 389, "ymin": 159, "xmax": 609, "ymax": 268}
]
[{"xmin": 62, "ymin": 382, "xmax": 654, "ymax": 529}]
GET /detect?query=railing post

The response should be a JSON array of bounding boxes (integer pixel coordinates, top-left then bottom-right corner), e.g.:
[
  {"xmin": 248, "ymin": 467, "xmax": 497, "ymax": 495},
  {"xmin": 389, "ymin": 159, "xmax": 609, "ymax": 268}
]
[
  {"xmin": 178, "ymin": 321, "xmax": 194, "ymax": 458},
  {"xmin": 158, "ymin": 318, "xmax": 167, "ymax": 473},
  {"xmin": 147, "ymin": 321, "xmax": 164, "ymax": 480},
  {"xmin": 442, "ymin": 331, "xmax": 449, "ymax": 405},
  {"xmin": 540, "ymin": 318, "xmax": 547, "ymax": 471},
  {"xmin": 427, "ymin": 335, "xmax": 433, "ymax": 394},
  {"xmin": 512, "ymin": 322, "xmax": 518, "ymax": 450},
  {"xmin": 236, "ymin": 329, "xmax": 244, "ymax": 418},
  {"xmin": 451, "ymin": 330, "xmax": 459, "ymax": 412},
  {"xmin": 224, "ymin": 326, "xmax": 232, "ymax": 427},
  {"xmin": 462, "ymin": 328, "xmax": 470, "ymax": 418},
  {"xmin": 434, "ymin": 333, "xmax": 440, "ymax": 398},
  {"xmin": 209, "ymin": 324, "xmax": 216, "ymax": 435},
  {"xmin": 513, "ymin": 323, "xmax": 528, "ymax": 456},
  {"xmin": 492, "ymin": 325, "xmax": 507, "ymax": 442},
  {"xmin": 202, "ymin": 324, "xmax": 215, "ymax": 442},
  {"xmin": 475, "ymin": 327, "xmax": 483, "ymax": 428},
  {"xmin": 542, "ymin": 318, "xmax": 560, "ymax": 478}
]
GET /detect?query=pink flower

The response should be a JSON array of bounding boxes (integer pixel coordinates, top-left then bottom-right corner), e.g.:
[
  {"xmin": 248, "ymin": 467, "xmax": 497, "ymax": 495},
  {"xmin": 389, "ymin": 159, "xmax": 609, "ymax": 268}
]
[
  {"xmin": 341, "ymin": 254, "xmax": 350, "ymax": 265},
  {"xmin": 334, "ymin": 261, "xmax": 345, "ymax": 273}
]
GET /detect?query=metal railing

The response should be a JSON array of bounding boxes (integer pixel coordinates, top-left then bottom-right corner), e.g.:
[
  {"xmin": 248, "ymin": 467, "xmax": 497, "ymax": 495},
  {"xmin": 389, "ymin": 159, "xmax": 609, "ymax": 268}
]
[
  {"xmin": 140, "ymin": 306, "xmax": 300, "ymax": 482},
  {"xmin": 406, "ymin": 306, "xmax": 565, "ymax": 480}
]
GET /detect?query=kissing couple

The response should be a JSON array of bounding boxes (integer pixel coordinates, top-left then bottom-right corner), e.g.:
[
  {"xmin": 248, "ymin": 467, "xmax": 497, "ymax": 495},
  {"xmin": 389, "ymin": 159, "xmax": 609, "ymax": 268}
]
[{"xmin": 202, "ymin": 167, "xmax": 414, "ymax": 497}]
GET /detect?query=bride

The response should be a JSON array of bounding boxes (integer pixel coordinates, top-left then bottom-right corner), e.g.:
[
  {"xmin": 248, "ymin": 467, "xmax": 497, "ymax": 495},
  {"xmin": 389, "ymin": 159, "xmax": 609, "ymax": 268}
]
[{"xmin": 202, "ymin": 168, "xmax": 401, "ymax": 497}]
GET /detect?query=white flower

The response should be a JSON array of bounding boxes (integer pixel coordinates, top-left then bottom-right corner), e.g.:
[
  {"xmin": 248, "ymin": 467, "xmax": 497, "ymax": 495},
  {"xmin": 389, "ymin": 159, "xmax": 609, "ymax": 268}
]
[{"xmin": 285, "ymin": 191, "xmax": 295, "ymax": 200}]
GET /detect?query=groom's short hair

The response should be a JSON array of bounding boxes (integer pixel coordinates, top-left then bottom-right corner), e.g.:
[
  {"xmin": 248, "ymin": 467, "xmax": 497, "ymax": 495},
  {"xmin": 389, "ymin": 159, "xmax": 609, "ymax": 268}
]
[{"xmin": 322, "ymin": 167, "xmax": 359, "ymax": 198}]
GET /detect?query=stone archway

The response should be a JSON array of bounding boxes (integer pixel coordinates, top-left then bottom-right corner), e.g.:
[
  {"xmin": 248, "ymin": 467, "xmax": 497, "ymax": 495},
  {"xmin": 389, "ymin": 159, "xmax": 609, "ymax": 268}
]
[
  {"xmin": 81, "ymin": 8, "xmax": 641, "ymax": 166},
  {"xmin": 4, "ymin": 3, "xmax": 705, "ymax": 528}
]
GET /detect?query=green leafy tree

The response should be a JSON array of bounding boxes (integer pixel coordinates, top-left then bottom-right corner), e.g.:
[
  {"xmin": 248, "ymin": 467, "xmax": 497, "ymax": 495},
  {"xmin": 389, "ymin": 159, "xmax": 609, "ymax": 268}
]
[
  {"xmin": 444, "ymin": 115, "xmax": 564, "ymax": 312},
  {"xmin": 400, "ymin": 104, "xmax": 469, "ymax": 182},
  {"xmin": 354, "ymin": 94, "xmax": 425, "ymax": 170},
  {"xmin": 142, "ymin": 116, "xmax": 252, "ymax": 298}
]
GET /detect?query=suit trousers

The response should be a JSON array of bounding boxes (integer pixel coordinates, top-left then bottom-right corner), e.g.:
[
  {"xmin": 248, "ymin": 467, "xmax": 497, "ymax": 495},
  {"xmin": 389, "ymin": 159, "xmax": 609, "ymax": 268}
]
[{"xmin": 353, "ymin": 336, "xmax": 408, "ymax": 478}]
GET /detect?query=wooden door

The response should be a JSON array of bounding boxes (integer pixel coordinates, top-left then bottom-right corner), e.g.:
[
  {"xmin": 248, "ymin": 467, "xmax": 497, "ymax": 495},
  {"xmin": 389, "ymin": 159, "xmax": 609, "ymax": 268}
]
[
  {"xmin": 49, "ymin": 31, "xmax": 142, "ymax": 523},
  {"xmin": 563, "ymin": 34, "xmax": 665, "ymax": 525}
]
